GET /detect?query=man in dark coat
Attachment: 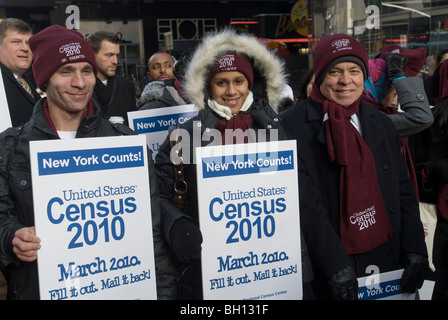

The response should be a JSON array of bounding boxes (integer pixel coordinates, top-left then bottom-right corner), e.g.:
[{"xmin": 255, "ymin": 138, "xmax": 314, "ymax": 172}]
[
  {"xmin": 0, "ymin": 18, "xmax": 41, "ymax": 127},
  {"xmin": 87, "ymin": 31, "xmax": 137, "ymax": 126},
  {"xmin": 281, "ymin": 34, "xmax": 428, "ymax": 300},
  {"xmin": 0, "ymin": 25, "xmax": 177, "ymax": 300}
]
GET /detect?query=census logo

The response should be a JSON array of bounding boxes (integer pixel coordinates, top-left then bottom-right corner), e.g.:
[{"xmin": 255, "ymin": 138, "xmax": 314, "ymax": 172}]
[
  {"xmin": 332, "ymin": 38, "xmax": 352, "ymax": 52},
  {"xmin": 59, "ymin": 42, "xmax": 82, "ymax": 56},
  {"xmin": 218, "ymin": 54, "xmax": 236, "ymax": 70}
]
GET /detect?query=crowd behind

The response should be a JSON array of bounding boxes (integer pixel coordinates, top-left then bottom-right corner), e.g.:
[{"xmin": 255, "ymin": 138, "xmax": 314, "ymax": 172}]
[{"xmin": 0, "ymin": 16, "xmax": 447, "ymax": 300}]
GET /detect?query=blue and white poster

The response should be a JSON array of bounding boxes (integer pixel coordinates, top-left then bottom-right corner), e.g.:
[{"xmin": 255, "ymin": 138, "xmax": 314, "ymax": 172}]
[
  {"xmin": 30, "ymin": 135, "xmax": 157, "ymax": 300},
  {"xmin": 128, "ymin": 105, "xmax": 198, "ymax": 160},
  {"xmin": 196, "ymin": 140, "xmax": 302, "ymax": 300}
]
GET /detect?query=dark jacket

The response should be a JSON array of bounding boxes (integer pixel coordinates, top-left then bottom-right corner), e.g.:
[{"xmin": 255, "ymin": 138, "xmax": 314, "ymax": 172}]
[
  {"xmin": 281, "ymin": 98, "xmax": 427, "ymax": 299},
  {"xmin": 0, "ymin": 99, "xmax": 177, "ymax": 299},
  {"xmin": 93, "ymin": 75, "xmax": 137, "ymax": 125},
  {"xmin": 409, "ymin": 104, "xmax": 448, "ymax": 204},
  {"xmin": 0, "ymin": 63, "xmax": 40, "ymax": 127}
]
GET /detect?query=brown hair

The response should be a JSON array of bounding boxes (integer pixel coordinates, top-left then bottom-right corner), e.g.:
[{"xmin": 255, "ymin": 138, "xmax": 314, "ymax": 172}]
[
  {"xmin": 86, "ymin": 31, "xmax": 121, "ymax": 53},
  {"xmin": 0, "ymin": 18, "xmax": 32, "ymax": 43}
]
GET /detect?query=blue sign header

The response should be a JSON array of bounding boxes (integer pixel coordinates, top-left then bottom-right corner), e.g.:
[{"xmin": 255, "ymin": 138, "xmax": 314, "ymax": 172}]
[
  {"xmin": 37, "ymin": 146, "xmax": 145, "ymax": 176},
  {"xmin": 202, "ymin": 150, "xmax": 294, "ymax": 178}
]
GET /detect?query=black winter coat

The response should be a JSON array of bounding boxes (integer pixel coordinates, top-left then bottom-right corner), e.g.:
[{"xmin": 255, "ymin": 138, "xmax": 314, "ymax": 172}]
[
  {"xmin": 93, "ymin": 75, "xmax": 137, "ymax": 126},
  {"xmin": 280, "ymin": 98, "xmax": 427, "ymax": 299}
]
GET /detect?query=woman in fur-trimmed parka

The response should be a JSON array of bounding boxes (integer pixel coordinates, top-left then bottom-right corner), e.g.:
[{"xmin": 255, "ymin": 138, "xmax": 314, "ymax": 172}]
[{"xmin": 155, "ymin": 29, "xmax": 312, "ymax": 299}]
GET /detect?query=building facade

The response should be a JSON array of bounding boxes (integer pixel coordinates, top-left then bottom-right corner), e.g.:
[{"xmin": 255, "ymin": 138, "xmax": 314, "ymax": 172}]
[{"xmin": 0, "ymin": 0, "xmax": 445, "ymax": 95}]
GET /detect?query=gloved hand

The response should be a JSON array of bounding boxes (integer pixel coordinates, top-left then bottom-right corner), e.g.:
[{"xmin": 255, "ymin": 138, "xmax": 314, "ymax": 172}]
[
  {"xmin": 401, "ymin": 253, "xmax": 428, "ymax": 293},
  {"xmin": 387, "ymin": 54, "xmax": 408, "ymax": 82},
  {"xmin": 170, "ymin": 219, "xmax": 203, "ymax": 264},
  {"xmin": 328, "ymin": 266, "xmax": 358, "ymax": 300}
]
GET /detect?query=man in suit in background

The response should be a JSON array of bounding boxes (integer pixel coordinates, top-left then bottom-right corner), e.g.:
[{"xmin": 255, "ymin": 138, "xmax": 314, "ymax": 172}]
[{"xmin": 0, "ymin": 18, "xmax": 41, "ymax": 127}]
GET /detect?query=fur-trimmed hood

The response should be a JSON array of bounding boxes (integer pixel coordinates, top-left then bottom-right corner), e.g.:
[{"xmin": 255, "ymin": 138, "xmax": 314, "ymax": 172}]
[{"xmin": 183, "ymin": 29, "xmax": 287, "ymax": 110}]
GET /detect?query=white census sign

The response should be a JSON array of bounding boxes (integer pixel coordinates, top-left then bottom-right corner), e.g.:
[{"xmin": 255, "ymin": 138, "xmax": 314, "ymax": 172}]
[
  {"xmin": 30, "ymin": 135, "xmax": 157, "ymax": 300},
  {"xmin": 196, "ymin": 140, "xmax": 303, "ymax": 300}
]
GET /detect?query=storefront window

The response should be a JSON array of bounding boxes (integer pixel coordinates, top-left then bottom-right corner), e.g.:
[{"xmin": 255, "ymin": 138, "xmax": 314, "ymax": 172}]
[
  {"xmin": 310, "ymin": 0, "xmax": 448, "ymax": 76},
  {"xmin": 314, "ymin": 0, "xmax": 447, "ymax": 54}
]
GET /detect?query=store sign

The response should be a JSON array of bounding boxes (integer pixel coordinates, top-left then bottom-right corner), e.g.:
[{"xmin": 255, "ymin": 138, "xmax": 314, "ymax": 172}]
[{"xmin": 276, "ymin": 0, "xmax": 308, "ymax": 37}]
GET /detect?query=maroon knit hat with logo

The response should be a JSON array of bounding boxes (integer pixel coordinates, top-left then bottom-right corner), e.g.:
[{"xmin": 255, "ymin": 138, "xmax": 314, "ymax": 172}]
[
  {"xmin": 29, "ymin": 25, "xmax": 98, "ymax": 89},
  {"xmin": 208, "ymin": 51, "xmax": 254, "ymax": 89},
  {"xmin": 313, "ymin": 34, "xmax": 368, "ymax": 85}
]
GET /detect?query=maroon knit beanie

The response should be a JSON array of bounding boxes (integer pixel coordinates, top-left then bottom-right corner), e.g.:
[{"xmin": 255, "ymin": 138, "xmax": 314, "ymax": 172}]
[
  {"xmin": 208, "ymin": 51, "xmax": 254, "ymax": 89},
  {"xmin": 29, "ymin": 25, "xmax": 98, "ymax": 89},
  {"xmin": 313, "ymin": 34, "xmax": 368, "ymax": 85}
]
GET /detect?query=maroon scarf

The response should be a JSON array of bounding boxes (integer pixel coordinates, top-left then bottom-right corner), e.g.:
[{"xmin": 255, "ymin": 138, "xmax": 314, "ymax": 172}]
[
  {"xmin": 215, "ymin": 113, "xmax": 254, "ymax": 145},
  {"xmin": 310, "ymin": 84, "xmax": 392, "ymax": 254}
]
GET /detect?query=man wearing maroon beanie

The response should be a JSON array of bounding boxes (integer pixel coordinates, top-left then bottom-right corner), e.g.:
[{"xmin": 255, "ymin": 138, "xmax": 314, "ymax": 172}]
[
  {"xmin": 313, "ymin": 34, "xmax": 368, "ymax": 87},
  {"xmin": 281, "ymin": 33, "xmax": 428, "ymax": 300},
  {"xmin": 0, "ymin": 25, "xmax": 177, "ymax": 299}
]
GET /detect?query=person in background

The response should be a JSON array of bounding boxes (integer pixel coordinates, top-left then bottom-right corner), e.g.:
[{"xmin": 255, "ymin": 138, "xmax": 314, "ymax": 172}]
[
  {"xmin": 0, "ymin": 25, "xmax": 177, "ymax": 300},
  {"xmin": 147, "ymin": 52, "xmax": 176, "ymax": 82},
  {"xmin": 139, "ymin": 49, "xmax": 193, "ymax": 110},
  {"xmin": 363, "ymin": 49, "xmax": 433, "ymax": 197},
  {"xmin": 297, "ymin": 68, "xmax": 315, "ymax": 103},
  {"xmin": 87, "ymin": 31, "xmax": 137, "ymax": 125},
  {"xmin": 425, "ymin": 49, "xmax": 448, "ymax": 107},
  {"xmin": 281, "ymin": 34, "xmax": 428, "ymax": 300},
  {"xmin": 272, "ymin": 84, "xmax": 295, "ymax": 114},
  {"xmin": 409, "ymin": 59, "xmax": 448, "ymax": 300},
  {"xmin": 364, "ymin": 45, "xmax": 432, "ymax": 138},
  {"xmin": 0, "ymin": 18, "xmax": 41, "ymax": 127}
]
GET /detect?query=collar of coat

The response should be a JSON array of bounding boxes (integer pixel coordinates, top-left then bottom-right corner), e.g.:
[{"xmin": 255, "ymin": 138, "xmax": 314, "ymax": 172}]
[{"xmin": 306, "ymin": 97, "xmax": 390, "ymax": 152}]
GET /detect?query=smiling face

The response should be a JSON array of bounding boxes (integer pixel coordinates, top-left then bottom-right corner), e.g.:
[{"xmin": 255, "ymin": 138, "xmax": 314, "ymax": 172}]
[
  {"xmin": 46, "ymin": 62, "xmax": 96, "ymax": 116},
  {"xmin": 319, "ymin": 62, "xmax": 365, "ymax": 107},
  {"xmin": 0, "ymin": 29, "xmax": 32, "ymax": 76},
  {"xmin": 209, "ymin": 71, "xmax": 250, "ymax": 114}
]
